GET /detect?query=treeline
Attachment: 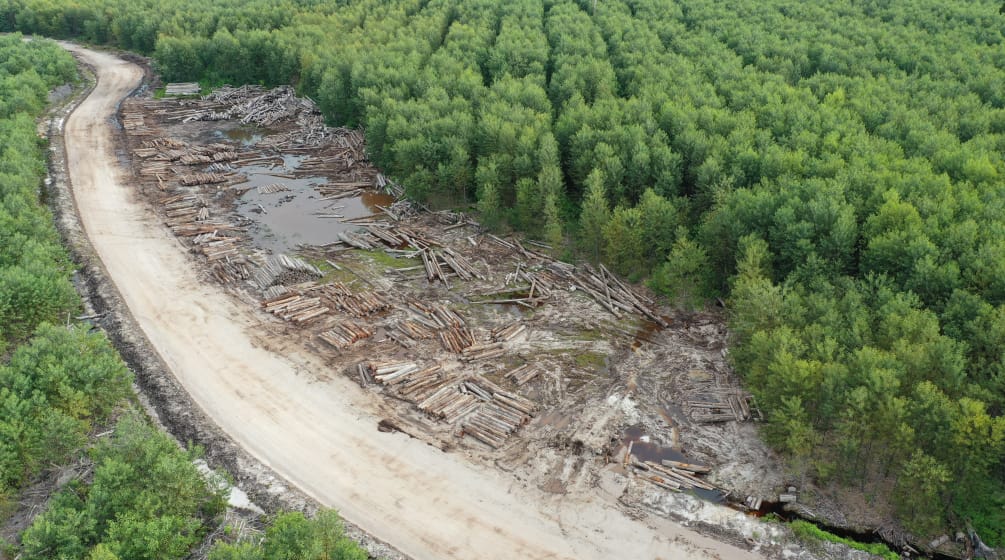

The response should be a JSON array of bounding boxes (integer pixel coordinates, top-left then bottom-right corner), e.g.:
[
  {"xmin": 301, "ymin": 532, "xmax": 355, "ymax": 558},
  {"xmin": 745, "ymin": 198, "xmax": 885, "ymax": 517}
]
[{"xmin": 4, "ymin": 0, "xmax": 1005, "ymax": 543}]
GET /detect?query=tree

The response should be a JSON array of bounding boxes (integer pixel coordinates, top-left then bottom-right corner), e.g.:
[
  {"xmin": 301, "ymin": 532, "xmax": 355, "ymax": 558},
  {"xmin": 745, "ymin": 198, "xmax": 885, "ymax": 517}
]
[
  {"xmin": 894, "ymin": 451, "xmax": 950, "ymax": 538},
  {"xmin": 650, "ymin": 228, "xmax": 711, "ymax": 310},
  {"xmin": 264, "ymin": 513, "xmax": 319, "ymax": 560},
  {"xmin": 541, "ymin": 194, "xmax": 563, "ymax": 249},
  {"xmin": 578, "ymin": 169, "xmax": 609, "ymax": 264}
]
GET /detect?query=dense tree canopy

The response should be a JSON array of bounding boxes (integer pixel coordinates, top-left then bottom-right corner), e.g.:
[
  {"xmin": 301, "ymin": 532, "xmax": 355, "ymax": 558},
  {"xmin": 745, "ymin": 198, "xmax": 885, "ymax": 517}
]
[{"xmin": 4, "ymin": 0, "xmax": 1005, "ymax": 542}]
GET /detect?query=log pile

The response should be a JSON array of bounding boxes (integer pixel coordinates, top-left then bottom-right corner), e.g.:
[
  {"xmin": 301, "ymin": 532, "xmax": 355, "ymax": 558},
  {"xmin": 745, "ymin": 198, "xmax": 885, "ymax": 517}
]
[
  {"xmin": 630, "ymin": 460, "xmax": 718, "ymax": 493},
  {"xmin": 686, "ymin": 391, "xmax": 754, "ymax": 423},
  {"xmin": 171, "ymin": 222, "xmax": 242, "ymax": 236},
  {"xmin": 460, "ymin": 379, "xmax": 535, "ymax": 448},
  {"xmin": 195, "ymin": 235, "xmax": 242, "ymax": 262},
  {"xmin": 573, "ymin": 264, "xmax": 668, "ymax": 326},
  {"xmin": 254, "ymin": 254, "xmax": 323, "ymax": 289},
  {"xmin": 179, "ymin": 172, "xmax": 229, "ymax": 186},
  {"xmin": 376, "ymin": 173, "xmax": 406, "ymax": 198},
  {"xmin": 396, "ymin": 367, "xmax": 450, "ymax": 400},
  {"xmin": 365, "ymin": 225, "xmax": 406, "ymax": 247},
  {"xmin": 387, "ymin": 319, "xmax": 437, "ymax": 348},
  {"xmin": 258, "ymin": 183, "xmax": 290, "ymax": 194},
  {"xmin": 261, "ymin": 292, "xmax": 329, "ymax": 324},
  {"xmin": 164, "ymin": 82, "xmax": 200, "ymax": 96},
  {"xmin": 210, "ymin": 260, "xmax": 252, "ymax": 284},
  {"xmin": 320, "ymin": 283, "xmax": 390, "ymax": 317},
  {"xmin": 318, "ymin": 321, "xmax": 374, "ymax": 349},
  {"xmin": 121, "ymin": 111, "xmax": 147, "ymax": 133},
  {"xmin": 438, "ymin": 325, "xmax": 475, "ymax": 353},
  {"xmin": 363, "ymin": 359, "xmax": 458, "ymax": 404},
  {"xmin": 492, "ymin": 321, "xmax": 527, "ymax": 342},
  {"xmin": 159, "ymin": 194, "xmax": 203, "ymax": 226},
  {"xmin": 364, "ymin": 361, "xmax": 416, "ymax": 384},
  {"xmin": 417, "ymin": 386, "xmax": 480, "ymax": 423},
  {"xmin": 504, "ymin": 364, "xmax": 541, "ymax": 386},
  {"xmin": 336, "ymin": 231, "xmax": 376, "ymax": 250},
  {"xmin": 437, "ymin": 248, "xmax": 484, "ymax": 281},
  {"xmin": 459, "ymin": 342, "xmax": 505, "ymax": 362}
]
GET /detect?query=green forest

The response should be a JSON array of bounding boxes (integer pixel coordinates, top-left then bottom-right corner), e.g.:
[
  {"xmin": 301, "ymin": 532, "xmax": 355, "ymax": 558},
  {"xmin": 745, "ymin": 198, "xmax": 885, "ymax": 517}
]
[{"xmin": 2, "ymin": 0, "xmax": 1005, "ymax": 544}]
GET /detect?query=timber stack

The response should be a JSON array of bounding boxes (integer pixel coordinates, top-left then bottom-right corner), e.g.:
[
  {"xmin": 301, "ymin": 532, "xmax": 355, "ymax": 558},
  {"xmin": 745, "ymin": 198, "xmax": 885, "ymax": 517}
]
[
  {"xmin": 254, "ymin": 254, "xmax": 323, "ymax": 289},
  {"xmin": 261, "ymin": 292, "xmax": 329, "ymax": 324},
  {"xmin": 319, "ymin": 321, "xmax": 374, "ymax": 349},
  {"xmin": 321, "ymin": 283, "xmax": 390, "ymax": 317}
]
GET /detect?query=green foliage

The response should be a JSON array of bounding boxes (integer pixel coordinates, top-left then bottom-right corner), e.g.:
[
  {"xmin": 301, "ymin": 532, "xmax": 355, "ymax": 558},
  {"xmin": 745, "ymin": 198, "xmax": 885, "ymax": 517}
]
[
  {"xmin": 649, "ymin": 228, "xmax": 711, "ymax": 310},
  {"xmin": 894, "ymin": 451, "xmax": 951, "ymax": 537},
  {"xmin": 20, "ymin": 415, "xmax": 227, "ymax": 560},
  {"xmin": 209, "ymin": 509, "xmax": 366, "ymax": 560},
  {"xmin": 789, "ymin": 520, "xmax": 899, "ymax": 560},
  {"xmin": 577, "ymin": 169, "xmax": 609, "ymax": 264}
]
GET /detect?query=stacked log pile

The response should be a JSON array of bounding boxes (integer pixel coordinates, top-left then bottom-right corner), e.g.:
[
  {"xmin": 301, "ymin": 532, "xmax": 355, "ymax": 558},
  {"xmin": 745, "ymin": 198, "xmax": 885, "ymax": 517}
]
[
  {"xmin": 673, "ymin": 369, "xmax": 759, "ymax": 424},
  {"xmin": 380, "ymin": 363, "xmax": 456, "ymax": 403},
  {"xmin": 210, "ymin": 260, "xmax": 252, "ymax": 284},
  {"xmin": 417, "ymin": 246, "xmax": 479, "ymax": 286},
  {"xmin": 159, "ymin": 194, "xmax": 202, "ymax": 226},
  {"xmin": 156, "ymin": 193, "xmax": 243, "ymax": 238},
  {"xmin": 179, "ymin": 172, "xmax": 229, "ymax": 186},
  {"xmin": 417, "ymin": 386, "xmax": 481, "ymax": 423},
  {"xmin": 504, "ymin": 364, "xmax": 541, "ymax": 386},
  {"xmin": 438, "ymin": 325, "xmax": 475, "ymax": 353},
  {"xmin": 460, "ymin": 379, "xmax": 536, "ymax": 448},
  {"xmin": 253, "ymin": 254, "xmax": 323, "ymax": 289},
  {"xmin": 318, "ymin": 321, "xmax": 373, "ymax": 349},
  {"xmin": 388, "ymin": 319, "xmax": 437, "ymax": 348},
  {"xmin": 395, "ymin": 366, "xmax": 450, "ymax": 400},
  {"xmin": 459, "ymin": 342, "xmax": 505, "ymax": 362},
  {"xmin": 261, "ymin": 292, "xmax": 329, "ymax": 324},
  {"xmin": 491, "ymin": 321, "xmax": 527, "ymax": 342},
  {"xmin": 320, "ymin": 282, "xmax": 390, "ymax": 317},
  {"xmin": 194, "ymin": 234, "xmax": 242, "ymax": 262}
]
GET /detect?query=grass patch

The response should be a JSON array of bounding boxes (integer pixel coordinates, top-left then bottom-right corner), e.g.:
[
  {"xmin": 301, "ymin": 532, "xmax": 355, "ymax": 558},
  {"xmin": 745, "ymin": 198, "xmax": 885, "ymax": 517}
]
[
  {"xmin": 574, "ymin": 351, "xmax": 606, "ymax": 370},
  {"xmin": 789, "ymin": 520, "xmax": 898, "ymax": 560},
  {"xmin": 355, "ymin": 249, "xmax": 419, "ymax": 269}
]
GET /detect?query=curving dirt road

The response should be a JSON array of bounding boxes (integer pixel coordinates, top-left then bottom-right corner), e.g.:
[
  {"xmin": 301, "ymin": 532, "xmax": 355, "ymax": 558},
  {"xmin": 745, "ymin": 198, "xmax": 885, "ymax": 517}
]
[{"xmin": 61, "ymin": 44, "xmax": 762, "ymax": 560}]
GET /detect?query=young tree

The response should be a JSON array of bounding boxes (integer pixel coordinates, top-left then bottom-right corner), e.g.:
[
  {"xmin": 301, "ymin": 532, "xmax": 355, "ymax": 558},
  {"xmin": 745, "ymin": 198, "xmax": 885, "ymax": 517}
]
[
  {"xmin": 541, "ymin": 194, "xmax": 563, "ymax": 249},
  {"xmin": 578, "ymin": 169, "xmax": 609, "ymax": 264},
  {"xmin": 650, "ymin": 228, "xmax": 711, "ymax": 310}
]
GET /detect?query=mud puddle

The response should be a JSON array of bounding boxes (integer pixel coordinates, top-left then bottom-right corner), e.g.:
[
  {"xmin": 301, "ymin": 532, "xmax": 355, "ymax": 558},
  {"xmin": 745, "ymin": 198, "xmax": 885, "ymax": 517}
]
[
  {"xmin": 215, "ymin": 126, "xmax": 267, "ymax": 145},
  {"xmin": 233, "ymin": 158, "xmax": 393, "ymax": 252}
]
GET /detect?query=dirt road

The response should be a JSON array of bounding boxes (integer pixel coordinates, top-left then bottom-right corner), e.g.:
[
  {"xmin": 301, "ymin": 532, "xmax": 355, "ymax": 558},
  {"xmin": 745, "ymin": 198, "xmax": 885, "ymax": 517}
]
[{"xmin": 62, "ymin": 44, "xmax": 763, "ymax": 560}]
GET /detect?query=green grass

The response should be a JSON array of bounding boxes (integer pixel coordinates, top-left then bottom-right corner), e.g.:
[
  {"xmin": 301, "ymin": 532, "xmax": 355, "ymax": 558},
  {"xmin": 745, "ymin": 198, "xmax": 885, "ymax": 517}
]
[
  {"xmin": 355, "ymin": 249, "xmax": 419, "ymax": 269},
  {"xmin": 789, "ymin": 520, "xmax": 898, "ymax": 560},
  {"xmin": 574, "ymin": 351, "xmax": 606, "ymax": 370}
]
